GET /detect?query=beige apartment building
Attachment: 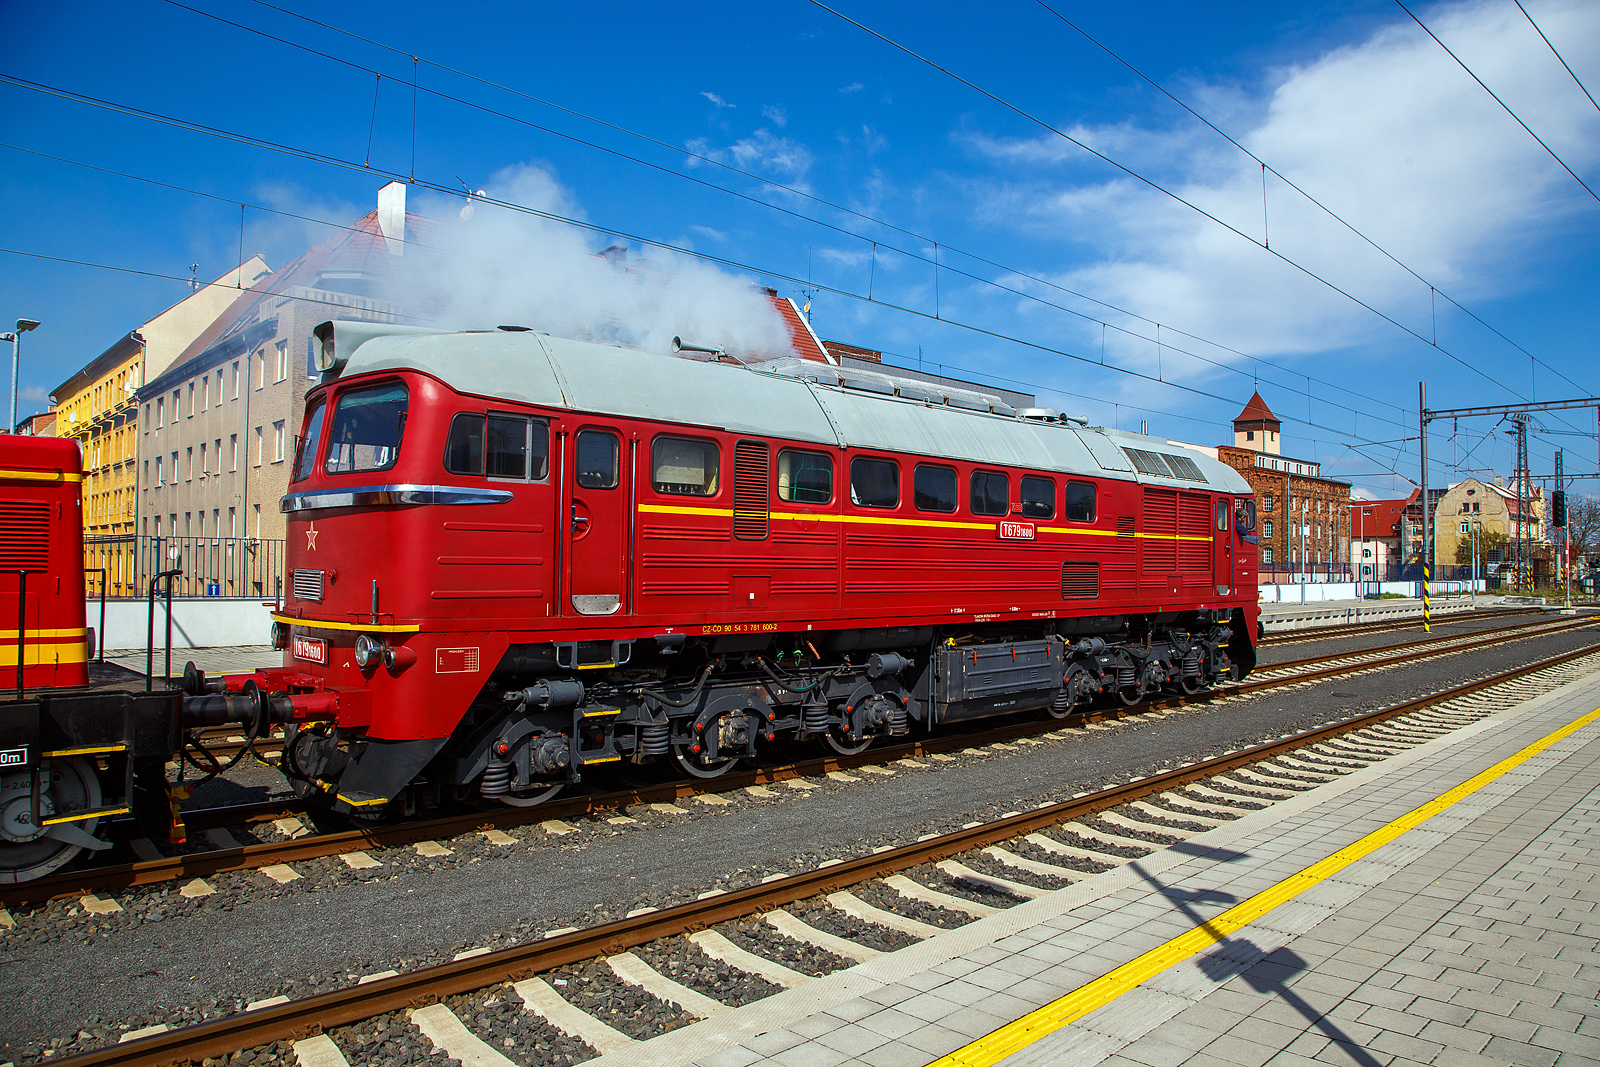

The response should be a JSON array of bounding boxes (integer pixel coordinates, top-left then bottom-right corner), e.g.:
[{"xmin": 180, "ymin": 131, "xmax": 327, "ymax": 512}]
[
  {"xmin": 137, "ymin": 186, "xmax": 419, "ymax": 597},
  {"xmin": 51, "ymin": 258, "xmax": 270, "ymax": 595}
]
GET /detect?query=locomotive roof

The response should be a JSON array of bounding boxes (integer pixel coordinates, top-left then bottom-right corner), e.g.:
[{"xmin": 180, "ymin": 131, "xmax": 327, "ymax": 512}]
[{"xmin": 334, "ymin": 325, "xmax": 1251, "ymax": 495}]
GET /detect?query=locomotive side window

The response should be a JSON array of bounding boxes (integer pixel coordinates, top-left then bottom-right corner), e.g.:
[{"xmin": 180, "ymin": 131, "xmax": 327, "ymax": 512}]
[
  {"xmin": 850, "ymin": 456, "xmax": 899, "ymax": 508},
  {"xmin": 777, "ymin": 449, "xmax": 833, "ymax": 504},
  {"xmin": 444, "ymin": 414, "xmax": 485, "ymax": 476},
  {"xmin": 325, "ymin": 381, "xmax": 407, "ymax": 474},
  {"xmin": 1216, "ymin": 498, "xmax": 1230, "ymax": 531},
  {"xmin": 913, "ymin": 464, "xmax": 956, "ymax": 512},
  {"xmin": 291, "ymin": 400, "xmax": 325, "ymax": 483},
  {"xmin": 488, "ymin": 416, "xmax": 533, "ymax": 479},
  {"xmin": 577, "ymin": 430, "xmax": 621, "ymax": 489},
  {"xmin": 970, "ymin": 470, "xmax": 1008, "ymax": 516},
  {"xmin": 652, "ymin": 435, "xmax": 718, "ymax": 495},
  {"xmin": 1064, "ymin": 481, "xmax": 1097, "ymax": 523},
  {"xmin": 1020, "ymin": 475, "xmax": 1055, "ymax": 518}
]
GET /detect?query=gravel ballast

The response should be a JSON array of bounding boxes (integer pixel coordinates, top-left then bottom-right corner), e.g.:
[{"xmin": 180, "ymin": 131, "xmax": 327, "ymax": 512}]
[
  {"xmin": 540, "ymin": 959, "xmax": 696, "ymax": 1040},
  {"xmin": 631, "ymin": 936, "xmax": 784, "ymax": 1007}
]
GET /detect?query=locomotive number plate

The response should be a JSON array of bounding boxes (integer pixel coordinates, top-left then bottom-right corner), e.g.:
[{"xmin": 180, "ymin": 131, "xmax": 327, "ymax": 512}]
[
  {"xmin": 998, "ymin": 521, "xmax": 1036, "ymax": 540},
  {"xmin": 292, "ymin": 634, "xmax": 327, "ymax": 664}
]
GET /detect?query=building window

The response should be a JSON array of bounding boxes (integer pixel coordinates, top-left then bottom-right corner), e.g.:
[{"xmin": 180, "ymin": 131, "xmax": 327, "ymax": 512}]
[
  {"xmin": 145, "ymin": 458, "xmax": 152, "ymax": 487},
  {"xmin": 156, "ymin": 397, "xmax": 163, "ymax": 427},
  {"xmin": 188, "ymin": 381, "xmax": 195, "ymax": 416},
  {"xmin": 275, "ymin": 340, "xmax": 288, "ymax": 383},
  {"xmin": 230, "ymin": 434, "xmax": 237, "ymax": 471},
  {"xmin": 170, "ymin": 451, "xmax": 178, "ymax": 483},
  {"xmin": 1255, "ymin": 455, "xmax": 1266, "ymax": 468},
  {"xmin": 255, "ymin": 426, "xmax": 263, "ymax": 466},
  {"xmin": 199, "ymin": 442, "xmax": 207, "ymax": 475},
  {"xmin": 1263, "ymin": 493, "xmax": 1274, "ymax": 511},
  {"xmin": 1263, "ymin": 547, "xmax": 1273, "ymax": 563},
  {"xmin": 201, "ymin": 375, "xmax": 209, "ymax": 410},
  {"xmin": 1246, "ymin": 430, "xmax": 1254, "ymax": 441},
  {"xmin": 256, "ymin": 351, "xmax": 265, "ymax": 390},
  {"xmin": 229, "ymin": 507, "xmax": 236, "ymax": 538},
  {"xmin": 232, "ymin": 361, "xmax": 240, "ymax": 399},
  {"xmin": 253, "ymin": 503, "xmax": 261, "ymax": 538},
  {"xmin": 1263, "ymin": 521, "xmax": 1273, "ymax": 538},
  {"xmin": 1460, "ymin": 522, "xmax": 1468, "ymax": 534}
]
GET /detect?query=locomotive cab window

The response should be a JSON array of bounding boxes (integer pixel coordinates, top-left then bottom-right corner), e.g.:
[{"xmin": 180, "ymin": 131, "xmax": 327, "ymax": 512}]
[
  {"xmin": 1020, "ymin": 475, "xmax": 1054, "ymax": 519},
  {"xmin": 850, "ymin": 456, "xmax": 899, "ymax": 508},
  {"xmin": 777, "ymin": 449, "xmax": 832, "ymax": 504},
  {"xmin": 970, "ymin": 470, "xmax": 1008, "ymax": 516},
  {"xmin": 1236, "ymin": 498, "xmax": 1257, "ymax": 532},
  {"xmin": 914, "ymin": 464, "xmax": 956, "ymax": 512},
  {"xmin": 652, "ymin": 435, "xmax": 718, "ymax": 495},
  {"xmin": 1064, "ymin": 481, "xmax": 1096, "ymax": 523},
  {"xmin": 291, "ymin": 400, "xmax": 325, "ymax": 483},
  {"xmin": 324, "ymin": 381, "xmax": 407, "ymax": 474},
  {"xmin": 447, "ymin": 414, "xmax": 549, "ymax": 481},
  {"xmin": 577, "ymin": 430, "xmax": 621, "ymax": 489}
]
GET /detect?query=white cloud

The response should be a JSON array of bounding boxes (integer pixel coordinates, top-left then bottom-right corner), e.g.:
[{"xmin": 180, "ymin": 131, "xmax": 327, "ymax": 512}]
[
  {"xmin": 701, "ymin": 91, "xmax": 734, "ymax": 109},
  {"xmin": 686, "ymin": 129, "xmax": 815, "ymax": 189},
  {"xmin": 839, "ymin": 82, "xmax": 864, "ymax": 94},
  {"xmin": 969, "ymin": 0, "xmax": 1600, "ymax": 370},
  {"xmin": 690, "ymin": 224, "xmax": 728, "ymax": 243},
  {"xmin": 762, "ymin": 104, "xmax": 788, "ymax": 126}
]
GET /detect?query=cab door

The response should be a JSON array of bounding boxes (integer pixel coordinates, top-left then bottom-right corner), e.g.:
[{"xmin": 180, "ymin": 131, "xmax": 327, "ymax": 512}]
[
  {"xmin": 563, "ymin": 425, "xmax": 628, "ymax": 615},
  {"xmin": 1214, "ymin": 497, "xmax": 1232, "ymax": 596}
]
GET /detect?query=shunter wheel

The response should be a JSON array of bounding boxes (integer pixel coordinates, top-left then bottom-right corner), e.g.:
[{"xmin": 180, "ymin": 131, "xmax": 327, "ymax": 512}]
[
  {"xmin": 498, "ymin": 783, "xmax": 564, "ymax": 807},
  {"xmin": 821, "ymin": 727, "xmax": 873, "ymax": 757},
  {"xmin": 0, "ymin": 757, "xmax": 104, "ymax": 885},
  {"xmin": 672, "ymin": 742, "xmax": 739, "ymax": 779}
]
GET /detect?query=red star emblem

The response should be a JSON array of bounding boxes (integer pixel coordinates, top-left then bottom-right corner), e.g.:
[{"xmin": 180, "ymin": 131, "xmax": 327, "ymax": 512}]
[{"xmin": 306, "ymin": 522, "xmax": 319, "ymax": 551}]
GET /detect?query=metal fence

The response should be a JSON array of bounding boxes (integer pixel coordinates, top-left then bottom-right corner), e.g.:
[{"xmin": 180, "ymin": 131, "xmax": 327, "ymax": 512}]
[{"xmin": 84, "ymin": 534, "xmax": 286, "ymax": 600}]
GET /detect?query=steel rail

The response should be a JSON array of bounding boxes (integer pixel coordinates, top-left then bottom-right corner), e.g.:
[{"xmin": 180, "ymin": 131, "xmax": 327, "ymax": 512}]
[
  {"xmin": 1260, "ymin": 605, "xmax": 1538, "ymax": 645},
  {"xmin": 10, "ymin": 613, "xmax": 1593, "ymax": 907},
  {"xmin": 1257, "ymin": 614, "xmax": 1590, "ymax": 673},
  {"xmin": 55, "ymin": 636, "xmax": 1600, "ymax": 1067}
]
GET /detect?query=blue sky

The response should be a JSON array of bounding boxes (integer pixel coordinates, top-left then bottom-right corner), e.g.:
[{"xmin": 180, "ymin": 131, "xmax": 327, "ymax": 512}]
[{"xmin": 3, "ymin": 0, "xmax": 1597, "ymax": 498}]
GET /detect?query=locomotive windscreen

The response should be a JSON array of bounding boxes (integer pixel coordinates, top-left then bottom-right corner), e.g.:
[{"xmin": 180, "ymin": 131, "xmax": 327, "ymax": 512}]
[{"xmin": 325, "ymin": 381, "xmax": 408, "ymax": 473}]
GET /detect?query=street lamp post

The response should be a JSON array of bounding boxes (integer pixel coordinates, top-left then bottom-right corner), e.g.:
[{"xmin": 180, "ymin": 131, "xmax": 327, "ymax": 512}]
[{"xmin": 5, "ymin": 318, "xmax": 41, "ymax": 433}]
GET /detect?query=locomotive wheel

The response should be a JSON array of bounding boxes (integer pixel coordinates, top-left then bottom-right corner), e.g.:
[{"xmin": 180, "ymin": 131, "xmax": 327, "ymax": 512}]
[
  {"xmin": 499, "ymin": 782, "xmax": 564, "ymax": 808},
  {"xmin": 1179, "ymin": 675, "xmax": 1208, "ymax": 695},
  {"xmin": 1117, "ymin": 687, "xmax": 1144, "ymax": 708},
  {"xmin": 672, "ymin": 743, "xmax": 739, "ymax": 779},
  {"xmin": 0, "ymin": 757, "xmax": 104, "ymax": 885},
  {"xmin": 821, "ymin": 729, "xmax": 873, "ymax": 756}
]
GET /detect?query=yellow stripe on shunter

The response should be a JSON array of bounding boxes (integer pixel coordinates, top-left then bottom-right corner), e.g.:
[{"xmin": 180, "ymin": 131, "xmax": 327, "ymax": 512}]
[
  {"xmin": 0, "ymin": 467, "xmax": 82, "ymax": 483},
  {"xmin": 0, "ymin": 628, "xmax": 88, "ymax": 640},
  {"xmin": 643, "ymin": 502, "xmax": 1215, "ymax": 541},
  {"xmin": 41, "ymin": 806, "xmax": 129, "ymax": 825},
  {"xmin": 41, "ymin": 745, "xmax": 126, "ymax": 758},
  {"xmin": 928, "ymin": 704, "xmax": 1600, "ymax": 1067}
]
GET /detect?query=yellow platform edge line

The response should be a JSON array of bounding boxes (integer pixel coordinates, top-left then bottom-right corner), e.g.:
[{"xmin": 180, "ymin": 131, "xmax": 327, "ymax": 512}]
[{"xmin": 927, "ymin": 704, "xmax": 1600, "ymax": 1067}]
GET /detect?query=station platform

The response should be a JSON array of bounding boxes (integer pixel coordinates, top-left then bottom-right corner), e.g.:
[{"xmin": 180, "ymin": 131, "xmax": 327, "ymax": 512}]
[
  {"xmin": 607, "ymin": 671, "xmax": 1600, "ymax": 1067},
  {"xmin": 1259, "ymin": 597, "xmax": 1481, "ymax": 633}
]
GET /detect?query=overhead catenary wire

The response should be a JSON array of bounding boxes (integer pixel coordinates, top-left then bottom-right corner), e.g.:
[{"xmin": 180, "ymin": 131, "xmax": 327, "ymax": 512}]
[
  {"xmin": 0, "ymin": 71, "xmax": 1425, "ymax": 456},
  {"xmin": 805, "ymin": 0, "xmax": 1588, "ymax": 409},
  {"xmin": 162, "ymin": 0, "xmax": 1417, "ymax": 422},
  {"xmin": 1396, "ymin": 0, "xmax": 1599, "ymax": 205},
  {"xmin": 1514, "ymin": 0, "xmax": 1600, "ymax": 116},
  {"xmin": 1032, "ymin": 0, "xmax": 1595, "ymax": 403}
]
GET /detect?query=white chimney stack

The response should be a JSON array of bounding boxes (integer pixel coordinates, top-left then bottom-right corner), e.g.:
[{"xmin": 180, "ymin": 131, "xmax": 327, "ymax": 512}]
[{"xmin": 378, "ymin": 181, "xmax": 406, "ymax": 257}]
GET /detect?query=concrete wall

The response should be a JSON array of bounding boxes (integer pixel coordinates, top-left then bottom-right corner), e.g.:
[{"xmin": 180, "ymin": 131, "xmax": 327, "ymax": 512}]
[
  {"xmin": 1257, "ymin": 579, "xmax": 1485, "ymax": 603},
  {"xmin": 90, "ymin": 597, "xmax": 274, "ymax": 653}
]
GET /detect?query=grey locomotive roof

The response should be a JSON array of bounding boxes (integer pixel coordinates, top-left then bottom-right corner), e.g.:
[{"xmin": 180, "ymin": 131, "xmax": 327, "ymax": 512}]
[{"xmin": 334, "ymin": 324, "xmax": 1250, "ymax": 495}]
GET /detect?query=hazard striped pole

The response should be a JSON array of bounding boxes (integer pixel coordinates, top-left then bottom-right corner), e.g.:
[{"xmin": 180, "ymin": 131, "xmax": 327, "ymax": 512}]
[{"xmin": 1422, "ymin": 562, "xmax": 1431, "ymax": 633}]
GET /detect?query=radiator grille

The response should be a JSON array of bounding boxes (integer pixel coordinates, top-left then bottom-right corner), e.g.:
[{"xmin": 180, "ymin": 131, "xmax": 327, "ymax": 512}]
[
  {"xmin": 0, "ymin": 501, "xmax": 50, "ymax": 571},
  {"xmin": 1061, "ymin": 561, "xmax": 1100, "ymax": 600},
  {"xmin": 732, "ymin": 440, "xmax": 770, "ymax": 541},
  {"xmin": 292, "ymin": 569, "xmax": 325, "ymax": 602}
]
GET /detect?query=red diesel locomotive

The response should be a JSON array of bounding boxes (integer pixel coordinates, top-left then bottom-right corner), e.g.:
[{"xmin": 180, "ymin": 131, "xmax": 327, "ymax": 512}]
[{"xmin": 258, "ymin": 321, "xmax": 1260, "ymax": 814}]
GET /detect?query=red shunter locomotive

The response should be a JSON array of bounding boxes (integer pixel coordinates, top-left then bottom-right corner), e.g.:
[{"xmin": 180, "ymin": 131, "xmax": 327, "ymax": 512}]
[{"xmin": 258, "ymin": 321, "xmax": 1260, "ymax": 814}]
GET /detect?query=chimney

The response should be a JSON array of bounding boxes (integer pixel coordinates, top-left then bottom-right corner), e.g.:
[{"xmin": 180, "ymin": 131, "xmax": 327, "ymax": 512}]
[
  {"xmin": 599, "ymin": 245, "xmax": 628, "ymax": 271},
  {"xmin": 378, "ymin": 181, "xmax": 407, "ymax": 257}
]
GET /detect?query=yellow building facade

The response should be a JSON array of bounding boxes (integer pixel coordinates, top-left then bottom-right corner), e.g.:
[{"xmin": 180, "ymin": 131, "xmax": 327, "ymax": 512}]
[{"xmin": 51, "ymin": 257, "xmax": 270, "ymax": 595}]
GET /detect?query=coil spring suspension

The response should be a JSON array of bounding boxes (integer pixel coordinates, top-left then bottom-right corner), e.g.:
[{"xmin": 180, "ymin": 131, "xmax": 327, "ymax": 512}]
[
  {"xmin": 886, "ymin": 700, "xmax": 908, "ymax": 735},
  {"xmin": 479, "ymin": 762, "xmax": 511, "ymax": 797},
  {"xmin": 1181, "ymin": 653, "xmax": 1202, "ymax": 678},
  {"xmin": 1116, "ymin": 665, "xmax": 1137, "ymax": 689},
  {"xmin": 802, "ymin": 704, "xmax": 831, "ymax": 734},
  {"xmin": 638, "ymin": 721, "xmax": 669, "ymax": 757}
]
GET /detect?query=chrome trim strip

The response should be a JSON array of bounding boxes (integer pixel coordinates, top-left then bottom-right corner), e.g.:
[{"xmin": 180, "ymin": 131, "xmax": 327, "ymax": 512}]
[{"xmin": 280, "ymin": 485, "xmax": 514, "ymax": 513}]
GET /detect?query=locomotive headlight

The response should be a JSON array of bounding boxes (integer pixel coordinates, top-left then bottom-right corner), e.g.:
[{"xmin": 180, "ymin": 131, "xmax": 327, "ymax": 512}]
[
  {"xmin": 353, "ymin": 633, "xmax": 385, "ymax": 669},
  {"xmin": 270, "ymin": 620, "xmax": 290, "ymax": 651}
]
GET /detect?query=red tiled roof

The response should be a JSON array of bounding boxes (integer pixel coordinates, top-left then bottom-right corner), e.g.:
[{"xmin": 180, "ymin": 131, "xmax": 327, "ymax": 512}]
[
  {"xmin": 766, "ymin": 291, "xmax": 830, "ymax": 363},
  {"xmin": 1233, "ymin": 390, "xmax": 1280, "ymax": 428},
  {"xmin": 1348, "ymin": 490, "xmax": 1417, "ymax": 537}
]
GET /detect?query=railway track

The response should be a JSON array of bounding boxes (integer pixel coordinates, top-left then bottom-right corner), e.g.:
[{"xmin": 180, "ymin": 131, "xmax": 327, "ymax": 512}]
[
  {"xmin": 1259, "ymin": 604, "xmax": 1536, "ymax": 645},
  {"xmin": 184, "ymin": 609, "xmax": 1574, "ymax": 762},
  {"xmin": 9, "ymin": 611, "xmax": 1592, "ymax": 910},
  {"xmin": 39, "ymin": 635, "xmax": 1600, "ymax": 1067}
]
